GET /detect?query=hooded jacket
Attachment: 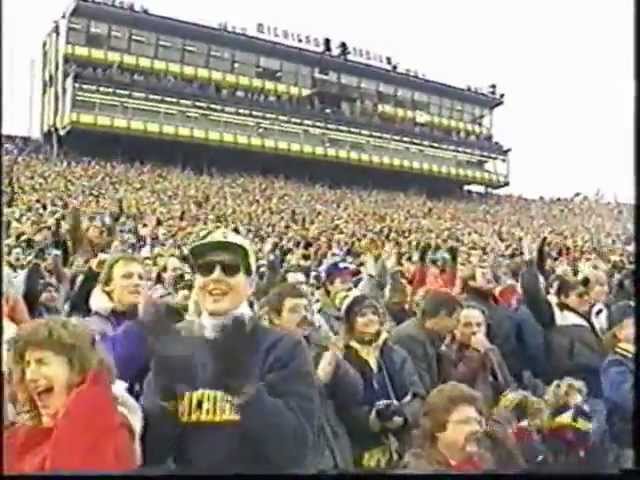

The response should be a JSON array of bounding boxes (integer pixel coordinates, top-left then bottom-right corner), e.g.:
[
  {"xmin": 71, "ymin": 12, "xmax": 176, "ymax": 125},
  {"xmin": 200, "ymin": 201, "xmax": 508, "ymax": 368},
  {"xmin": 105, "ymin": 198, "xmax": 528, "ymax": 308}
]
[
  {"xmin": 83, "ymin": 287, "xmax": 150, "ymax": 397},
  {"xmin": 3, "ymin": 370, "xmax": 137, "ymax": 474},
  {"xmin": 141, "ymin": 311, "xmax": 318, "ymax": 474},
  {"xmin": 341, "ymin": 334, "xmax": 425, "ymax": 467}
]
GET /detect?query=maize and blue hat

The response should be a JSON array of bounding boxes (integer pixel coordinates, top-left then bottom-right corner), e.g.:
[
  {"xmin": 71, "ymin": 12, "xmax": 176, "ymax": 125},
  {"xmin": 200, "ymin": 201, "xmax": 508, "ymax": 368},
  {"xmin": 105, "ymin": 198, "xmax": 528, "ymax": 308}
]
[{"xmin": 188, "ymin": 228, "xmax": 257, "ymax": 275}]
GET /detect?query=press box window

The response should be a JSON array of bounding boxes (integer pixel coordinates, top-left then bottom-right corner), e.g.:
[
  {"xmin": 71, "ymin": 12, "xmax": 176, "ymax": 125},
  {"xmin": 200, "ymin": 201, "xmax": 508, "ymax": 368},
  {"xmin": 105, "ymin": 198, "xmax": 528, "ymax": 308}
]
[
  {"xmin": 340, "ymin": 74, "xmax": 359, "ymax": 87},
  {"xmin": 280, "ymin": 62, "xmax": 299, "ymax": 85},
  {"xmin": 183, "ymin": 42, "xmax": 206, "ymax": 67},
  {"xmin": 361, "ymin": 78, "xmax": 377, "ymax": 92},
  {"xmin": 414, "ymin": 92, "xmax": 429, "ymax": 108},
  {"xmin": 130, "ymin": 30, "xmax": 155, "ymax": 57},
  {"xmin": 209, "ymin": 47, "xmax": 233, "ymax": 72},
  {"xmin": 86, "ymin": 21, "xmax": 108, "ymax": 48},
  {"xmin": 235, "ymin": 51, "xmax": 257, "ymax": 66},
  {"xmin": 157, "ymin": 36, "xmax": 183, "ymax": 62},
  {"xmin": 109, "ymin": 26, "xmax": 129, "ymax": 52},
  {"xmin": 397, "ymin": 88, "xmax": 413, "ymax": 107},
  {"xmin": 233, "ymin": 51, "xmax": 256, "ymax": 77},
  {"xmin": 67, "ymin": 17, "xmax": 88, "ymax": 45},
  {"xmin": 298, "ymin": 70, "xmax": 312, "ymax": 89},
  {"xmin": 452, "ymin": 101, "xmax": 463, "ymax": 120}
]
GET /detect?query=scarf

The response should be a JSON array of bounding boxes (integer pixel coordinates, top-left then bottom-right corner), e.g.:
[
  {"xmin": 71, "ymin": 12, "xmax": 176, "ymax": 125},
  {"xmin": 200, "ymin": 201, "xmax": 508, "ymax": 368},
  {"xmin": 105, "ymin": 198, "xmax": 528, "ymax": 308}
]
[
  {"xmin": 199, "ymin": 302, "xmax": 253, "ymax": 339},
  {"xmin": 348, "ymin": 330, "xmax": 389, "ymax": 372},
  {"xmin": 614, "ymin": 342, "xmax": 634, "ymax": 359}
]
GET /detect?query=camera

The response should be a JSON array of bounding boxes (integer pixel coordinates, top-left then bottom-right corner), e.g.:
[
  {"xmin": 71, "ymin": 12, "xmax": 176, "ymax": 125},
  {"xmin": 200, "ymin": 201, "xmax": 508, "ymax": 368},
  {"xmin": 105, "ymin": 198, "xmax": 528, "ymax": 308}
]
[{"xmin": 374, "ymin": 400, "xmax": 402, "ymax": 423}]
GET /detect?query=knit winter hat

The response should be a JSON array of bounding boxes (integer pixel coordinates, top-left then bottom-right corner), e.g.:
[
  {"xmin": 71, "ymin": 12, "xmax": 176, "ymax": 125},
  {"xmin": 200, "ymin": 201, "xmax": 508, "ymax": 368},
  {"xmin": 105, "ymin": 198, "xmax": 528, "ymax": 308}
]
[{"xmin": 342, "ymin": 292, "xmax": 384, "ymax": 329}]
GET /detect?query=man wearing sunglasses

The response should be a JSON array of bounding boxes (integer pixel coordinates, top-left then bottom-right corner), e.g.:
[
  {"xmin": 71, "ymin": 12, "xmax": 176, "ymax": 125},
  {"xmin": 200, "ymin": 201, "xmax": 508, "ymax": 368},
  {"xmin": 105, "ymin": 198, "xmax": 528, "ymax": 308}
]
[{"xmin": 141, "ymin": 229, "xmax": 318, "ymax": 474}]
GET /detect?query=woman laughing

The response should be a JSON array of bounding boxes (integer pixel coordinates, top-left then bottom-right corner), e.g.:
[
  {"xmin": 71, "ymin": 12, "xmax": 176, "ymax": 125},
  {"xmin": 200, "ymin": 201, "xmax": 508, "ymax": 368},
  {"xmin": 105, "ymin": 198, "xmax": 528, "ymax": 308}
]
[{"xmin": 3, "ymin": 318, "xmax": 140, "ymax": 474}]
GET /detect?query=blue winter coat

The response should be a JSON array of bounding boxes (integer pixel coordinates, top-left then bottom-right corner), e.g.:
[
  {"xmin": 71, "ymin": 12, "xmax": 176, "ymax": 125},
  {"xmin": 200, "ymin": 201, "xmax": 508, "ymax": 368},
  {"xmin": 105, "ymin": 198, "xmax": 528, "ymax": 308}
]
[
  {"xmin": 142, "ymin": 317, "xmax": 319, "ymax": 474},
  {"xmin": 600, "ymin": 345, "xmax": 634, "ymax": 448},
  {"xmin": 341, "ymin": 338, "xmax": 426, "ymax": 461}
]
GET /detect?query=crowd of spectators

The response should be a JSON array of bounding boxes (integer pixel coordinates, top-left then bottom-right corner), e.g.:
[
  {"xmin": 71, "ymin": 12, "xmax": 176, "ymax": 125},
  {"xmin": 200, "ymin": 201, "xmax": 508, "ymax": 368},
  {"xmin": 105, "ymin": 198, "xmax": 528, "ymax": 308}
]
[{"xmin": 2, "ymin": 135, "xmax": 635, "ymax": 473}]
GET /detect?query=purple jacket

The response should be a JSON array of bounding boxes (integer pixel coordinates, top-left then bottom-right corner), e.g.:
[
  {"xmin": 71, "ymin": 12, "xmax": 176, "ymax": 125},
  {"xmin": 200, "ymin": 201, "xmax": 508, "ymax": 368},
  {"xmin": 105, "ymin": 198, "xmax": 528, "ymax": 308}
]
[{"xmin": 83, "ymin": 289, "xmax": 150, "ymax": 392}]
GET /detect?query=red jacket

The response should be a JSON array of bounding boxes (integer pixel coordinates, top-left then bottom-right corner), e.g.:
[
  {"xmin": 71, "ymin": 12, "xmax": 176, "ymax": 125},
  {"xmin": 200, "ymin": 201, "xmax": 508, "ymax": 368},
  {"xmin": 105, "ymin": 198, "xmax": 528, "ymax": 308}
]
[
  {"xmin": 3, "ymin": 369, "xmax": 136, "ymax": 474},
  {"xmin": 412, "ymin": 266, "xmax": 456, "ymax": 296}
]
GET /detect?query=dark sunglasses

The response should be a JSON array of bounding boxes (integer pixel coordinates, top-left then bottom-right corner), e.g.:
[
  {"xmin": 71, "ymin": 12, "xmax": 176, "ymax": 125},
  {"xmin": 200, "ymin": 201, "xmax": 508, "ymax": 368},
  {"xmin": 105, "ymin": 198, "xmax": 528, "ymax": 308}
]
[{"xmin": 195, "ymin": 259, "xmax": 244, "ymax": 278}]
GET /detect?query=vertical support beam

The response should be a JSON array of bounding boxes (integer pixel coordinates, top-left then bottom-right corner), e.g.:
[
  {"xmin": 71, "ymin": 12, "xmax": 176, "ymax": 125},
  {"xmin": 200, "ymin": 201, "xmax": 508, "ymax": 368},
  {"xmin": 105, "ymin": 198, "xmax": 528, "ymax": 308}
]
[{"xmin": 28, "ymin": 58, "xmax": 35, "ymax": 138}]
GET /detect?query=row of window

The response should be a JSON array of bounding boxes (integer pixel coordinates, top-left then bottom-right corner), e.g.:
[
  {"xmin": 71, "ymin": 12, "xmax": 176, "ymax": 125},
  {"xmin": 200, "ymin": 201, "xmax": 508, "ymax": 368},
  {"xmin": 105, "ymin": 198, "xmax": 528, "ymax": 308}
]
[
  {"xmin": 68, "ymin": 84, "xmax": 497, "ymax": 162},
  {"xmin": 68, "ymin": 102, "xmax": 503, "ymax": 184},
  {"xmin": 67, "ymin": 17, "xmax": 492, "ymax": 122}
]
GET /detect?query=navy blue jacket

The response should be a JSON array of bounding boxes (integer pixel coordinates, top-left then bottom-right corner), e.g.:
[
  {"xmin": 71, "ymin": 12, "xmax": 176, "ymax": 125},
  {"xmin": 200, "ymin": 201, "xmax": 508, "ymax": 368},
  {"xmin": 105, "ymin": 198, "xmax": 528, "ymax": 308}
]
[
  {"xmin": 142, "ymin": 318, "xmax": 319, "ymax": 474},
  {"xmin": 508, "ymin": 304, "xmax": 548, "ymax": 380},
  {"xmin": 600, "ymin": 345, "xmax": 634, "ymax": 448},
  {"xmin": 341, "ymin": 339, "xmax": 425, "ymax": 458},
  {"xmin": 305, "ymin": 335, "xmax": 363, "ymax": 473}
]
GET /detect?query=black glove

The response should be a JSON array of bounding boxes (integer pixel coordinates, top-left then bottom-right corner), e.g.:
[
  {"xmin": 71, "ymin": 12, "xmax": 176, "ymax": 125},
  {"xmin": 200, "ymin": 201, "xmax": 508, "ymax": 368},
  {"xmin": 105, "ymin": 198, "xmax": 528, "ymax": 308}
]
[
  {"xmin": 211, "ymin": 316, "xmax": 258, "ymax": 396},
  {"xmin": 151, "ymin": 336, "xmax": 203, "ymax": 403},
  {"xmin": 138, "ymin": 296, "xmax": 182, "ymax": 345},
  {"xmin": 372, "ymin": 400, "xmax": 406, "ymax": 432}
]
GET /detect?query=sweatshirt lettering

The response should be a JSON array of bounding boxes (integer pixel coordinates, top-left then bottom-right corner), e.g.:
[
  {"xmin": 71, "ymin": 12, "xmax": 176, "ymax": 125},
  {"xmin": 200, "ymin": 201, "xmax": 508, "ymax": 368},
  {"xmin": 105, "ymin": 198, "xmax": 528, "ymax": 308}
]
[{"xmin": 176, "ymin": 389, "xmax": 241, "ymax": 424}]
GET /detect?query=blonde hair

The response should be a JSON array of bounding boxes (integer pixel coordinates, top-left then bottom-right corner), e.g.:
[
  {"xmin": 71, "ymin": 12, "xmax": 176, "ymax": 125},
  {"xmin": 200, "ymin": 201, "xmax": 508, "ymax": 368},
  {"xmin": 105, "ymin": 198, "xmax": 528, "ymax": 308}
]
[{"xmin": 496, "ymin": 389, "xmax": 548, "ymax": 430}]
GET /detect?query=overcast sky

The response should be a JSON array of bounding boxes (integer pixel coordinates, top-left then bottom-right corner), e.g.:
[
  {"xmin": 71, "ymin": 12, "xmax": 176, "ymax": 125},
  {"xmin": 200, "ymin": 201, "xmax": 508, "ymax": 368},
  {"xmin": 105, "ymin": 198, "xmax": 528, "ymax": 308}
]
[{"xmin": 2, "ymin": 0, "xmax": 634, "ymax": 203}]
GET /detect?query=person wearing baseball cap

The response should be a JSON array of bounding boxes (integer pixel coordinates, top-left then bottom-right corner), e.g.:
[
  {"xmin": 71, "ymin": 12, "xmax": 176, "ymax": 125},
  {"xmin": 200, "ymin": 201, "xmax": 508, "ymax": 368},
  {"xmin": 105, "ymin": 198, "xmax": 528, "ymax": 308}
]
[
  {"xmin": 315, "ymin": 260, "xmax": 356, "ymax": 337},
  {"xmin": 141, "ymin": 228, "xmax": 318, "ymax": 474}
]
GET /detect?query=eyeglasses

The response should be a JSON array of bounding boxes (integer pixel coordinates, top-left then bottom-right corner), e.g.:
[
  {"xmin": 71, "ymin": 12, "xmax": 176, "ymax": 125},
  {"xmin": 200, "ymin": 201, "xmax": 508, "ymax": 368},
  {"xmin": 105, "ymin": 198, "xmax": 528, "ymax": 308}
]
[{"xmin": 195, "ymin": 259, "xmax": 244, "ymax": 278}]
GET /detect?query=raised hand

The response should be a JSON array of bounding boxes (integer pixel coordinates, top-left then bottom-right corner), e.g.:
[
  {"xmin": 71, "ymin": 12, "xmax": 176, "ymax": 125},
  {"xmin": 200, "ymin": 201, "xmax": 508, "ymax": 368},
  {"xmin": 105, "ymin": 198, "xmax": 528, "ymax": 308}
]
[{"xmin": 316, "ymin": 349, "xmax": 338, "ymax": 384}]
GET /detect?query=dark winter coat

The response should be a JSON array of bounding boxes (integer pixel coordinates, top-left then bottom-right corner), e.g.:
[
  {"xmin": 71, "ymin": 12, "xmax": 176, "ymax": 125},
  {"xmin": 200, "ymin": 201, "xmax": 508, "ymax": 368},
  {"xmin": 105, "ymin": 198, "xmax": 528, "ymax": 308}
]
[
  {"xmin": 462, "ymin": 287, "xmax": 523, "ymax": 382},
  {"xmin": 341, "ymin": 336, "xmax": 425, "ymax": 466},
  {"xmin": 520, "ymin": 261, "xmax": 606, "ymax": 397},
  {"xmin": 508, "ymin": 304, "xmax": 548, "ymax": 380},
  {"xmin": 600, "ymin": 343, "xmax": 634, "ymax": 448},
  {"xmin": 142, "ymin": 316, "xmax": 318, "ymax": 474},
  {"xmin": 305, "ymin": 334, "xmax": 363, "ymax": 473},
  {"xmin": 439, "ymin": 340, "xmax": 515, "ymax": 406},
  {"xmin": 390, "ymin": 318, "xmax": 440, "ymax": 395}
]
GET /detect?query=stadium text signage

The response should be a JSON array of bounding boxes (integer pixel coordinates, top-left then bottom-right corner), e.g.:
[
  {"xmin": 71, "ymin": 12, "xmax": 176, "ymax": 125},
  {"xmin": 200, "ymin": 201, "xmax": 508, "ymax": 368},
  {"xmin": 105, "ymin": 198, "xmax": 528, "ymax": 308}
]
[
  {"xmin": 255, "ymin": 23, "xmax": 387, "ymax": 67},
  {"xmin": 217, "ymin": 21, "xmax": 429, "ymax": 78}
]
